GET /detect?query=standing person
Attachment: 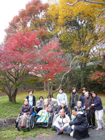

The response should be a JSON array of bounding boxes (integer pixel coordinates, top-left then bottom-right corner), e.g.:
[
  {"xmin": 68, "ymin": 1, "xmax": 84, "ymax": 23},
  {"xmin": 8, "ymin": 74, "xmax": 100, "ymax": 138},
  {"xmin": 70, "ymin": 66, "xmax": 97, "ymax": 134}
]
[
  {"xmin": 36, "ymin": 96, "xmax": 44, "ymax": 113},
  {"xmin": 79, "ymin": 87, "xmax": 87, "ymax": 107},
  {"xmin": 85, "ymin": 92, "xmax": 95, "ymax": 129},
  {"xmin": 26, "ymin": 90, "xmax": 36, "ymax": 113},
  {"xmin": 69, "ymin": 87, "xmax": 79, "ymax": 110},
  {"xmin": 57, "ymin": 88, "xmax": 68, "ymax": 106},
  {"xmin": 91, "ymin": 91, "xmax": 105, "ymax": 130}
]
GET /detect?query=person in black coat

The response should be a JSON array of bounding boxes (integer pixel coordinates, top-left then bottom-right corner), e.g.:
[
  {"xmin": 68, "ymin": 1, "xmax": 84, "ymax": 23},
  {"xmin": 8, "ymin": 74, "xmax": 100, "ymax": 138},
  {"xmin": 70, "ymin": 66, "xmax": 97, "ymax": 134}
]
[
  {"xmin": 26, "ymin": 89, "xmax": 36, "ymax": 113},
  {"xmin": 52, "ymin": 101, "xmax": 71, "ymax": 125},
  {"xmin": 79, "ymin": 87, "xmax": 87, "ymax": 107},
  {"xmin": 54, "ymin": 101, "xmax": 70, "ymax": 116},
  {"xmin": 69, "ymin": 108, "xmax": 89, "ymax": 139}
]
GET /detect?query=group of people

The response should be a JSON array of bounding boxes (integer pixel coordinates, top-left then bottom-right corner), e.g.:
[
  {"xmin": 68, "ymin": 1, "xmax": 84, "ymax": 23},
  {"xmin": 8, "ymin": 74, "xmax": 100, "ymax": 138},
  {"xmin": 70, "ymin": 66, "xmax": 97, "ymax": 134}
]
[{"xmin": 19, "ymin": 87, "xmax": 105, "ymax": 139}]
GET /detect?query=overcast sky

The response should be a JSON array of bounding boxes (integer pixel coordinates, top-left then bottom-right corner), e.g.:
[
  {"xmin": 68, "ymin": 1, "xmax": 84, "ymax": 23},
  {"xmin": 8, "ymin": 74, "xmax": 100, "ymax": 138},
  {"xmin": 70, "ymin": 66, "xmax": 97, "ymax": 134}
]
[{"xmin": 0, "ymin": 0, "xmax": 48, "ymax": 44}]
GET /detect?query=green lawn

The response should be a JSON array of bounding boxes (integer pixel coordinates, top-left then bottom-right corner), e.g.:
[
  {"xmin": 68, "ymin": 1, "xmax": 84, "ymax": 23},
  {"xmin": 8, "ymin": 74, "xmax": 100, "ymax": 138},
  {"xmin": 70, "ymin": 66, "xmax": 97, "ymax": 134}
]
[
  {"xmin": 0, "ymin": 91, "xmax": 105, "ymax": 140},
  {"xmin": 0, "ymin": 91, "xmax": 105, "ymax": 119}
]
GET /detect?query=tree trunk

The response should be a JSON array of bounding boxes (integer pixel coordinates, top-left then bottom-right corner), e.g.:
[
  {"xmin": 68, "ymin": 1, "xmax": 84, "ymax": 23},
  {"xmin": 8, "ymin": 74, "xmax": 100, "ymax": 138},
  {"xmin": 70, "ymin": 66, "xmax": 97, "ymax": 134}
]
[
  {"xmin": 44, "ymin": 81, "xmax": 47, "ymax": 91},
  {"xmin": 50, "ymin": 80, "xmax": 53, "ymax": 97},
  {"xmin": 9, "ymin": 95, "xmax": 16, "ymax": 102},
  {"xmin": 8, "ymin": 88, "xmax": 18, "ymax": 103}
]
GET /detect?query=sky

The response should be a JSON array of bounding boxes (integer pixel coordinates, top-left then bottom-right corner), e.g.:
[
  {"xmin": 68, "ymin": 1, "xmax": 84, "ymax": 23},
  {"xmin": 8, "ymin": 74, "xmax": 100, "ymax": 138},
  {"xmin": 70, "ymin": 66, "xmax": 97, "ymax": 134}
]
[{"xmin": 0, "ymin": 0, "xmax": 48, "ymax": 44}]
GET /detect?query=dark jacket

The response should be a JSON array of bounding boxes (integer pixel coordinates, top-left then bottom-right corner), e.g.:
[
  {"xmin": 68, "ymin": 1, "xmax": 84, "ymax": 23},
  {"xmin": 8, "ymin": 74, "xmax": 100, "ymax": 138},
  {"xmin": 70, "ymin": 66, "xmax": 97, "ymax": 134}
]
[
  {"xmin": 85, "ymin": 96, "xmax": 94, "ymax": 113},
  {"xmin": 69, "ymin": 92, "xmax": 79, "ymax": 109},
  {"xmin": 20, "ymin": 104, "xmax": 32, "ymax": 115},
  {"xmin": 69, "ymin": 113, "xmax": 89, "ymax": 139},
  {"xmin": 26, "ymin": 95, "xmax": 36, "ymax": 106},
  {"xmin": 79, "ymin": 94, "xmax": 85, "ymax": 107},
  {"xmin": 54, "ymin": 105, "xmax": 70, "ymax": 116},
  {"xmin": 93, "ymin": 95, "xmax": 103, "ymax": 110}
]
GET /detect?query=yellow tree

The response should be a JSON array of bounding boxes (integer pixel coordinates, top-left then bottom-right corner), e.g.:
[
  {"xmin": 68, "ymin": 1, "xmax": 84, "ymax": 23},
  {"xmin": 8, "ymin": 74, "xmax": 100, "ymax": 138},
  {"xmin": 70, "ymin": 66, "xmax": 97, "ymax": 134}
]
[{"xmin": 47, "ymin": 0, "xmax": 105, "ymax": 87}]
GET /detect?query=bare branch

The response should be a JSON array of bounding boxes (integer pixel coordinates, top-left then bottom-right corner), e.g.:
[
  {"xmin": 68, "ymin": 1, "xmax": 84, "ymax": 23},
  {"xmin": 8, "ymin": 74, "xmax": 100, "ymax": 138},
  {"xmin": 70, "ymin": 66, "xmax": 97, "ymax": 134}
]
[
  {"xmin": 67, "ymin": 0, "xmax": 105, "ymax": 6},
  {"xmin": 67, "ymin": 0, "xmax": 79, "ymax": 6},
  {"xmin": 95, "ymin": 8, "xmax": 105, "ymax": 11}
]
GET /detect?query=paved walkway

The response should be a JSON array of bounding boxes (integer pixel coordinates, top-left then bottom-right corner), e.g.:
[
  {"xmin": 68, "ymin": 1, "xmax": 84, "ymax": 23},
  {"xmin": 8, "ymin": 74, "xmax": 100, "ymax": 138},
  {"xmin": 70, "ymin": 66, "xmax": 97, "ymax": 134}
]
[{"xmin": 26, "ymin": 128, "xmax": 105, "ymax": 140}]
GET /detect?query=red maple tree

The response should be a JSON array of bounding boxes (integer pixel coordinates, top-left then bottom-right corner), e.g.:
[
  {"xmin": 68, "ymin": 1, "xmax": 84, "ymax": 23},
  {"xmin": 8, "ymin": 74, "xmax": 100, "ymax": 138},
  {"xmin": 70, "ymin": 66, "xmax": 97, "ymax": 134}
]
[
  {"xmin": 91, "ymin": 54, "xmax": 105, "ymax": 88},
  {"xmin": 4, "ymin": 0, "xmax": 49, "ymax": 42},
  {"xmin": 0, "ymin": 32, "xmax": 70, "ymax": 102}
]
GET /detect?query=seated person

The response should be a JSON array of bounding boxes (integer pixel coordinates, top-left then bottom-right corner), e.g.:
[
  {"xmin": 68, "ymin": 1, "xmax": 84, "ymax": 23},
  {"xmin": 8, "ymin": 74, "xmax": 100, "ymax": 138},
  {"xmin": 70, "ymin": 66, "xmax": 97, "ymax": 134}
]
[
  {"xmin": 71, "ymin": 101, "xmax": 84, "ymax": 121},
  {"xmin": 52, "ymin": 109, "xmax": 71, "ymax": 135},
  {"xmin": 53, "ymin": 101, "xmax": 70, "ymax": 124},
  {"xmin": 74, "ymin": 101, "xmax": 85, "ymax": 113},
  {"xmin": 43, "ymin": 100, "xmax": 52, "ymax": 112},
  {"xmin": 36, "ymin": 100, "xmax": 52, "ymax": 123},
  {"xmin": 69, "ymin": 108, "xmax": 89, "ymax": 139},
  {"xmin": 20, "ymin": 99, "xmax": 32, "ymax": 128},
  {"xmin": 45, "ymin": 95, "xmax": 58, "ymax": 111},
  {"xmin": 36, "ymin": 96, "xmax": 44, "ymax": 113},
  {"xmin": 54, "ymin": 101, "xmax": 70, "ymax": 116}
]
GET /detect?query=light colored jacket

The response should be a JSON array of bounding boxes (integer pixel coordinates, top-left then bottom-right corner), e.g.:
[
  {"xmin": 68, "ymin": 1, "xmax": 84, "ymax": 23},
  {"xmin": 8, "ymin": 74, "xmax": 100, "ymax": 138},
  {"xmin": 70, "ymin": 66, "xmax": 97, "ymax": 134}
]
[
  {"xmin": 44, "ymin": 98, "xmax": 58, "ymax": 108},
  {"xmin": 53, "ymin": 114, "xmax": 70, "ymax": 128},
  {"xmin": 36, "ymin": 100, "xmax": 44, "ymax": 108},
  {"xmin": 57, "ymin": 92, "xmax": 68, "ymax": 106}
]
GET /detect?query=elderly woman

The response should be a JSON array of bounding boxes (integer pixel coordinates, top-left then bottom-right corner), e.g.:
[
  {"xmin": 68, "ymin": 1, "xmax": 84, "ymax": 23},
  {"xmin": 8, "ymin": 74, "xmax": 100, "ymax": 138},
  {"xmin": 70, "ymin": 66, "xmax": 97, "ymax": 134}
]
[
  {"xmin": 53, "ymin": 109, "xmax": 71, "ymax": 135},
  {"xmin": 54, "ymin": 100, "xmax": 70, "ymax": 116},
  {"xmin": 74, "ymin": 101, "xmax": 84, "ymax": 113},
  {"xmin": 85, "ymin": 92, "xmax": 95, "ymax": 129},
  {"xmin": 91, "ymin": 91, "xmax": 105, "ymax": 130},
  {"xmin": 36, "ymin": 100, "xmax": 52, "ymax": 123},
  {"xmin": 20, "ymin": 99, "xmax": 32, "ymax": 127},
  {"xmin": 71, "ymin": 101, "xmax": 84, "ymax": 121}
]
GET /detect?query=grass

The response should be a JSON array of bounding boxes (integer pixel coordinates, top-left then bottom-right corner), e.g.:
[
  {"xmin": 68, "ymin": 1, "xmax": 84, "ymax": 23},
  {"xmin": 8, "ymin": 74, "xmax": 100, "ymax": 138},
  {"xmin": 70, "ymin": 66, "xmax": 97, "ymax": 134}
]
[
  {"xmin": 0, "ymin": 90, "xmax": 58, "ymax": 119},
  {"xmin": 0, "ymin": 90, "xmax": 105, "ymax": 140},
  {"xmin": 0, "ymin": 90, "xmax": 105, "ymax": 119},
  {"xmin": 0, "ymin": 126, "xmax": 54, "ymax": 140}
]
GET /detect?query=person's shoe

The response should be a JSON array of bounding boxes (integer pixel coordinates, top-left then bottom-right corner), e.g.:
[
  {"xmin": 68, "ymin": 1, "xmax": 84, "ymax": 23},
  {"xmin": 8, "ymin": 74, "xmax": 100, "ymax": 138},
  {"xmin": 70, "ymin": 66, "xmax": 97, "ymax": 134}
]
[
  {"xmin": 102, "ymin": 126, "xmax": 105, "ymax": 129},
  {"xmin": 92, "ymin": 126, "xmax": 95, "ymax": 129},
  {"xmin": 89, "ymin": 125, "xmax": 92, "ymax": 128},
  {"xmin": 57, "ymin": 132, "xmax": 63, "ymax": 135},
  {"xmin": 96, "ymin": 127, "xmax": 101, "ymax": 130},
  {"xmin": 68, "ymin": 134, "xmax": 70, "ymax": 136}
]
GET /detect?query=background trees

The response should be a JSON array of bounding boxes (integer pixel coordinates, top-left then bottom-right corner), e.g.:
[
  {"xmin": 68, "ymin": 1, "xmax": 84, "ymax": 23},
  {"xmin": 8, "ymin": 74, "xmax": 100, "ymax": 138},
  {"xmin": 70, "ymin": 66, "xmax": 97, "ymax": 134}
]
[{"xmin": 47, "ymin": 0, "xmax": 105, "ymax": 89}]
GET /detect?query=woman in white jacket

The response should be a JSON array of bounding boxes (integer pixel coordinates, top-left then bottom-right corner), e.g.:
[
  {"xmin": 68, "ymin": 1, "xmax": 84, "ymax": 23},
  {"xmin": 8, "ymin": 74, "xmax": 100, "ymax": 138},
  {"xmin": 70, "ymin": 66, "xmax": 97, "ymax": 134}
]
[{"xmin": 53, "ymin": 109, "xmax": 71, "ymax": 135}]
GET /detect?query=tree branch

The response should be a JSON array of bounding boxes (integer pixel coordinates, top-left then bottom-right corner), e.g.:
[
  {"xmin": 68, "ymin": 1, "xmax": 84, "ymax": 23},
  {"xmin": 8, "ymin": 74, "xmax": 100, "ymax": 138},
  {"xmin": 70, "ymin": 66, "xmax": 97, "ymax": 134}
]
[{"xmin": 67, "ymin": 0, "xmax": 105, "ymax": 6}]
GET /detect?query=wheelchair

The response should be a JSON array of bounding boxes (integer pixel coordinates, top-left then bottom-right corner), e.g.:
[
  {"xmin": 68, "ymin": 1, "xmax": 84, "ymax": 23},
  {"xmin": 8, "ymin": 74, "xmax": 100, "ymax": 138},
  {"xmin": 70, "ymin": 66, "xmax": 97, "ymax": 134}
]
[
  {"xmin": 35, "ymin": 112, "xmax": 54, "ymax": 128},
  {"xmin": 16, "ymin": 114, "xmax": 35, "ymax": 131}
]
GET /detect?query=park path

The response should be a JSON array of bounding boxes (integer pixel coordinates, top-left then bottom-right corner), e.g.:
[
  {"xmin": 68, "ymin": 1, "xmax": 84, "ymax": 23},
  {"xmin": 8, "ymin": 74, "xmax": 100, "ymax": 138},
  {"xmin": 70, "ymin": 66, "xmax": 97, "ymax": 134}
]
[{"xmin": 26, "ymin": 128, "xmax": 105, "ymax": 140}]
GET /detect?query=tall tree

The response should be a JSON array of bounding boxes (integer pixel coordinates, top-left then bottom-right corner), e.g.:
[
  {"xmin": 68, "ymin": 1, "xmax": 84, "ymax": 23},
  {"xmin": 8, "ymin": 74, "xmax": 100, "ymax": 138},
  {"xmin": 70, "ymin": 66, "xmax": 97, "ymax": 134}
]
[
  {"xmin": 5, "ymin": 0, "xmax": 49, "ymax": 43},
  {"xmin": 48, "ymin": 0, "xmax": 105, "ymax": 87},
  {"xmin": 0, "ymin": 32, "xmax": 70, "ymax": 102}
]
